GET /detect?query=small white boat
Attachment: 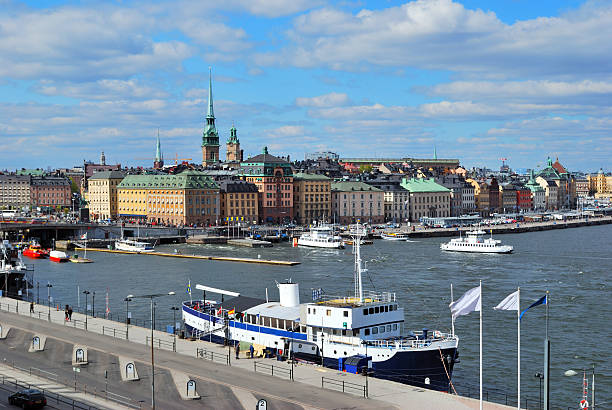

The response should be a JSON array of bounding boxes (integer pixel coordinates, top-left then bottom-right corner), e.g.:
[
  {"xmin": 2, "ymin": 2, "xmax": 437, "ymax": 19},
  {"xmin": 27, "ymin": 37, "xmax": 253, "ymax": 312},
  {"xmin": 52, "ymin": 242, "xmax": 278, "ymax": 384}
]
[
  {"xmin": 49, "ymin": 250, "xmax": 69, "ymax": 262},
  {"xmin": 380, "ymin": 232, "xmax": 409, "ymax": 241},
  {"xmin": 115, "ymin": 239, "xmax": 155, "ymax": 253},
  {"xmin": 297, "ymin": 225, "xmax": 344, "ymax": 249},
  {"xmin": 440, "ymin": 230, "xmax": 513, "ymax": 254}
]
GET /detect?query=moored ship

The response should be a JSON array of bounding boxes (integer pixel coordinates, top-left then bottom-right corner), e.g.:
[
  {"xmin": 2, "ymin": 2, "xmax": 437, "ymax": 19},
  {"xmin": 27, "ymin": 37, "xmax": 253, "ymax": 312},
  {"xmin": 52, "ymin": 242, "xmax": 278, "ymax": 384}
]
[
  {"xmin": 297, "ymin": 224, "xmax": 344, "ymax": 249},
  {"xmin": 183, "ymin": 225, "xmax": 459, "ymax": 391}
]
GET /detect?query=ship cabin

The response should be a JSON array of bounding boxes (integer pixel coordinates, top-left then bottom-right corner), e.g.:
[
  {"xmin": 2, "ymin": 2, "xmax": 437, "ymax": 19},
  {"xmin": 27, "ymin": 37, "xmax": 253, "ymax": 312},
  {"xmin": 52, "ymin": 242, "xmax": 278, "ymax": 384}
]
[{"xmin": 306, "ymin": 291, "xmax": 404, "ymax": 346}]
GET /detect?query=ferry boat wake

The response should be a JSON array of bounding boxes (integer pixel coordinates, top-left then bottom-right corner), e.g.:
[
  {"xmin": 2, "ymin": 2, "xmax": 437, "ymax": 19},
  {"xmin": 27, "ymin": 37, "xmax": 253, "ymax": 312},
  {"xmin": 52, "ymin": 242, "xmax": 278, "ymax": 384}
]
[{"xmin": 182, "ymin": 225, "xmax": 459, "ymax": 391}]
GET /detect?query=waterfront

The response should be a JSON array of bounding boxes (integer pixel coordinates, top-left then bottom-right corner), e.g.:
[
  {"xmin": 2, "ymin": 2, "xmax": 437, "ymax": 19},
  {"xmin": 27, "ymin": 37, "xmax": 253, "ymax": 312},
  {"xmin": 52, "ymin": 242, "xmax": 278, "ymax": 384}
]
[{"xmin": 22, "ymin": 224, "xmax": 612, "ymax": 408}]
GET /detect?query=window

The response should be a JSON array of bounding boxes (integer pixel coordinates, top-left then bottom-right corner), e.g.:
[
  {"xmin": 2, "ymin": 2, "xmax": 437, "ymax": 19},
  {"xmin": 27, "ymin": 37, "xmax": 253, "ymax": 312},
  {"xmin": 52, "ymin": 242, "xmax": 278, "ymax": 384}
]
[
  {"xmin": 326, "ymin": 309, "xmax": 331, "ymax": 316},
  {"xmin": 393, "ymin": 324, "xmax": 398, "ymax": 331},
  {"xmin": 379, "ymin": 326, "xmax": 385, "ymax": 333},
  {"xmin": 368, "ymin": 307, "xmax": 374, "ymax": 314},
  {"xmin": 372, "ymin": 327, "xmax": 378, "ymax": 334},
  {"xmin": 375, "ymin": 306, "xmax": 379, "ymax": 314},
  {"xmin": 343, "ymin": 310, "xmax": 348, "ymax": 317}
]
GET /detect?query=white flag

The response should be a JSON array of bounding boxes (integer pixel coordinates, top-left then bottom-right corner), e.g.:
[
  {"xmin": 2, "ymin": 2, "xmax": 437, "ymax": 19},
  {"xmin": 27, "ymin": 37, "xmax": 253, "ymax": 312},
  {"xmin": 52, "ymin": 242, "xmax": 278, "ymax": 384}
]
[
  {"xmin": 493, "ymin": 290, "xmax": 519, "ymax": 311},
  {"xmin": 449, "ymin": 285, "xmax": 481, "ymax": 320}
]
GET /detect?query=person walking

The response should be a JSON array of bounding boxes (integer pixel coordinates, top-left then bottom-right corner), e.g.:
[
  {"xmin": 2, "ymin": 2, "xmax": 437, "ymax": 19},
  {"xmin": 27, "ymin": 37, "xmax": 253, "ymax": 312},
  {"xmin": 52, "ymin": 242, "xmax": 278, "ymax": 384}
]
[
  {"xmin": 249, "ymin": 344, "xmax": 254, "ymax": 359},
  {"xmin": 64, "ymin": 305, "xmax": 69, "ymax": 321},
  {"xmin": 29, "ymin": 301, "xmax": 34, "ymax": 314},
  {"xmin": 235, "ymin": 343, "xmax": 240, "ymax": 359},
  {"xmin": 68, "ymin": 306, "xmax": 73, "ymax": 321}
]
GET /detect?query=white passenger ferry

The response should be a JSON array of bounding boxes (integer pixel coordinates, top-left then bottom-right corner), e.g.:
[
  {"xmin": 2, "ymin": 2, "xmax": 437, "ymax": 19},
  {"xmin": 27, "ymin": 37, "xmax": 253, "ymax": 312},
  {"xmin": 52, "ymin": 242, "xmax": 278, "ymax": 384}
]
[
  {"xmin": 440, "ymin": 230, "xmax": 513, "ymax": 254},
  {"xmin": 297, "ymin": 224, "xmax": 344, "ymax": 249},
  {"xmin": 183, "ymin": 225, "xmax": 459, "ymax": 391},
  {"xmin": 380, "ymin": 232, "xmax": 409, "ymax": 241},
  {"xmin": 115, "ymin": 238, "xmax": 155, "ymax": 253}
]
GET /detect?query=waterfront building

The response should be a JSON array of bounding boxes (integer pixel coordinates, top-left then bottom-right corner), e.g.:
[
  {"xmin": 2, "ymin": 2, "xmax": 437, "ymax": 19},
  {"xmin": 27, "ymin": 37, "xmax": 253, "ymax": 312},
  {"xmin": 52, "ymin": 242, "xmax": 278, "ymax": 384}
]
[
  {"xmin": 201, "ymin": 69, "xmax": 220, "ymax": 166},
  {"xmin": 30, "ymin": 176, "xmax": 71, "ymax": 209},
  {"xmin": 293, "ymin": 173, "xmax": 331, "ymax": 225},
  {"xmin": 83, "ymin": 154, "xmax": 122, "ymax": 195},
  {"xmin": 118, "ymin": 171, "xmax": 219, "ymax": 225},
  {"xmin": 87, "ymin": 170, "xmax": 125, "ymax": 221},
  {"xmin": 435, "ymin": 175, "xmax": 472, "ymax": 217},
  {"xmin": 331, "ymin": 181, "xmax": 384, "ymax": 225},
  {"xmin": 400, "ymin": 178, "xmax": 450, "ymax": 222},
  {"xmin": 515, "ymin": 185, "xmax": 533, "ymax": 212},
  {"xmin": 575, "ymin": 177, "xmax": 589, "ymax": 198},
  {"xmin": 226, "ymin": 124, "xmax": 242, "ymax": 163},
  {"xmin": 466, "ymin": 178, "xmax": 490, "ymax": 216},
  {"xmin": 486, "ymin": 178, "xmax": 500, "ymax": 213},
  {"xmin": 219, "ymin": 181, "xmax": 258, "ymax": 225},
  {"xmin": 0, "ymin": 175, "xmax": 31, "ymax": 210},
  {"xmin": 588, "ymin": 169, "xmax": 612, "ymax": 198},
  {"xmin": 364, "ymin": 175, "xmax": 410, "ymax": 223},
  {"xmin": 240, "ymin": 147, "xmax": 294, "ymax": 224},
  {"xmin": 498, "ymin": 183, "xmax": 518, "ymax": 213},
  {"xmin": 525, "ymin": 171, "xmax": 546, "ymax": 210},
  {"xmin": 536, "ymin": 157, "xmax": 575, "ymax": 208}
]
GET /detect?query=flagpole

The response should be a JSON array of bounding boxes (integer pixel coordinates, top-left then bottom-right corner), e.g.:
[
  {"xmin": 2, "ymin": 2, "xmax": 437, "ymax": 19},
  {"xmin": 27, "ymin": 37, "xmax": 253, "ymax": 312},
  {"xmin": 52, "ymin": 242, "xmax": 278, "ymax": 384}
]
[
  {"xmin": 479, "ymin": 280, "xmax": 483, "ymax": 410},
  {"xmin": 450, "ymin": 283, "xmax": 455, "ymax": 336},
  {"xmin": 544, "ymin": 291, "xmax": 550, "ymax": 410},
  {"xmin": 517, "ymin": 287, "xmax": 520, "ymax": 410}
]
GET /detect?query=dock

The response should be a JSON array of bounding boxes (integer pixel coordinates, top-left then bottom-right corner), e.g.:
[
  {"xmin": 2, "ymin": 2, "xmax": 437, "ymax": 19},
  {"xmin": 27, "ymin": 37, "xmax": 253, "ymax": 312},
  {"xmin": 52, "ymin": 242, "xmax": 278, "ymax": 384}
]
[
  {"xmin": 81, "ymin": 248, "xmax": 299, "ymax": 266},
  {"xmin": 228, "ymin": 238, "xmax": 273, "ymax": 248},
  {"xmin": 0, "ymin": 296, "xmax": 517, "ymax": 409}
]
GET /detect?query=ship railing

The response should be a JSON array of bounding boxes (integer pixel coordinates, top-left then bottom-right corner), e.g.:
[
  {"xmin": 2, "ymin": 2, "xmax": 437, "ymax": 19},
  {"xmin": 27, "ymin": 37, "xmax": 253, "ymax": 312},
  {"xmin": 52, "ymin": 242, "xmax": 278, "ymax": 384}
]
[
  {"xmin": 315, "ymin": 290, "xmax": 396, "ymax": 305},
  {"xmin": 364, "ymin": 333, "xmax": 457, "ymax": 350}
]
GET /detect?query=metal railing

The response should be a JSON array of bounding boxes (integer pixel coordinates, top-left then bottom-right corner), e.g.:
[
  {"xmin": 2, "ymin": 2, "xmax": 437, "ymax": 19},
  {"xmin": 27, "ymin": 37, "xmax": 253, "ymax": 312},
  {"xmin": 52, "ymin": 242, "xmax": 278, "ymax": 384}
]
[
  {"xmin": 196, "ymin": 347, "xmax": 230, "ymax": 365},
  {"xmin": 321, "ymin": 376, "xmax": 367, "ymax": 398},
  {"xmin": 145, "ymin": 335, "xmax": 176, "ymax": 352},
  {"xmin": 101, "ymin": 325, "xmax": 128, "ymax": 340},
  {"xmin": 253, "ymin": 361, "xmax": 293, "ymax": 381},
  {"xmin": 0, "ymin": 367, "xmax": 142, "ymax": 409}
]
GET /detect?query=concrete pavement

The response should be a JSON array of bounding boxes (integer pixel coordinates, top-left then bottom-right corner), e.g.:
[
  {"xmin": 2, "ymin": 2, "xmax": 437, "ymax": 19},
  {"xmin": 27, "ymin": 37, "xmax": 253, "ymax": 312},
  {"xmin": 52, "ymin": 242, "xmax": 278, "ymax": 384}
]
[{"xmin": 0, "ymin": 296, "xmax": 515, "ymax": 409}]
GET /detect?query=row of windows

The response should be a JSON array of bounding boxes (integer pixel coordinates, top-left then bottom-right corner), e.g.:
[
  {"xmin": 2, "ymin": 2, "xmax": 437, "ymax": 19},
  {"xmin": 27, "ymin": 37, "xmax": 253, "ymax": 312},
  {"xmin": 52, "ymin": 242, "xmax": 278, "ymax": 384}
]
[
  {"xmin": 363, "ymin": 304, "xmax": 397, "ymax": 315},
  {"xmin": 413, "ymin": 195, "xmax": 449, "ymax": 203},
  {"xmin": 363, "ymin": 323, "xmax": 398, "ymax": 336}
]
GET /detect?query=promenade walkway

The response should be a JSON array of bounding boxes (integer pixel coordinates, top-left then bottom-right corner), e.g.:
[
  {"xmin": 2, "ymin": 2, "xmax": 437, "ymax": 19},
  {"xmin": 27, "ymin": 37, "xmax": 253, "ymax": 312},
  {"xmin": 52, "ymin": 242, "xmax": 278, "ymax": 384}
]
[{"xmin": 0, "ymin": 296, "xmax": 514, "ymax": 409}]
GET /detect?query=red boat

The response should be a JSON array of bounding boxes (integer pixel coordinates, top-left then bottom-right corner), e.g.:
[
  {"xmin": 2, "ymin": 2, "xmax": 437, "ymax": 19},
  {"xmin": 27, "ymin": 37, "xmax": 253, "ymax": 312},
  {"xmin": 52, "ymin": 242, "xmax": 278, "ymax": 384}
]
[{"xmin": 23, "ymin": 244, "xmax": 47, "ymax": 259}]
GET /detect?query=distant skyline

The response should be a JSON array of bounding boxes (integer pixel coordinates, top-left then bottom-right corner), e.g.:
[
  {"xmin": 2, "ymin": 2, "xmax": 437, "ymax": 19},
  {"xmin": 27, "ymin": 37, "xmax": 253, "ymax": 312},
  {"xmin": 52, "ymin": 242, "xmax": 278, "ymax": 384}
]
[{"xmin": 1, "ymin": 0, "xmax": 611, "ymax": 172}]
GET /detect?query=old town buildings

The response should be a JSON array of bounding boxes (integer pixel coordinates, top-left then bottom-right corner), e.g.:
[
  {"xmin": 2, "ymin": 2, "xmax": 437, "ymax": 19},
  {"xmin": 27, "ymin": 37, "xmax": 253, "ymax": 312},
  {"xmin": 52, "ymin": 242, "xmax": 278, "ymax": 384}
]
[
  {"xmin": 400, "ymin": 178, "xmax": 451, "ymax": 221},
  {"xmin": 293, "ymin": 173, "xmax": 331, "ymax": 225},
  {"xmin": 87, "ymin": 170, "xmax": 125, "ymax": 220},
  {"xmin": 331, "ymin": 181, "xmax": 384, "ymax": 224}
]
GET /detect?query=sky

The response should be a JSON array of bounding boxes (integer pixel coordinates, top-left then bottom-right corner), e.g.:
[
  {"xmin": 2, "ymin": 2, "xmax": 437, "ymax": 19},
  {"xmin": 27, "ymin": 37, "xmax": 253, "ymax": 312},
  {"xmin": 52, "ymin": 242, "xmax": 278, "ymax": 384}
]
[{"xmin": 0, "ymin": 0, "xmax": 611, "ymax": 172}]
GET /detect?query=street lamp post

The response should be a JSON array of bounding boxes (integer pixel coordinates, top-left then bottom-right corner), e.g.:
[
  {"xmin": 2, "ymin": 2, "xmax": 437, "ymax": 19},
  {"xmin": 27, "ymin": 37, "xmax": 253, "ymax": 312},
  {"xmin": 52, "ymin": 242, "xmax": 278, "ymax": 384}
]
[
  {"xmin": 126, "ymin": 291, "xmax": 175, "ymax": 410},
  {"xmin": 92, "ymin": 291, "xmax": 95, "ymax": 318},
  {"xmin": 36, "ymin": 282, "xmax": 39, "ymax": 304},
  {"xmin": 534, "ymin": 372, "xmax": 544, "ymax": 410},
  {"xmin": 82, "ymin": 290, "xmax": 90, "ymax": 330},
  {"xmin": 125, "ymin": 297, "xmax": 132, "ymax": 339},
  {"xmin": 46, "ymin": 283, "xmax": 52, "ymax": 321},
  {"xmin": 171, "ymin": 306, "xmax": 179, "ymax": 352}
]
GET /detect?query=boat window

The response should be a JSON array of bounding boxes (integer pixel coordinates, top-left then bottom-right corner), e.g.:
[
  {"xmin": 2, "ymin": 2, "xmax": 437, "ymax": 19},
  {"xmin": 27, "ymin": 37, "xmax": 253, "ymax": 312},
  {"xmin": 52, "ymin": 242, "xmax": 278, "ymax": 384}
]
[
  {"xmin": 372, "ymin": 327, "xmax": 378, "ymax": 334},
  {"xmin": 364, "ymin": 329, "xmax": 370, "ymax": 336},
  {"xmin": 393, "ymin": 324, "xmax": 398, "ymax": 331},
  {"xmin": 379, "ymin": 326, "xmax": 384, "ymax": 333},
  {"xmin": 369, "ymin": 308, "xmax": 374, "ymax": 314},
  {"xmin": 308, "ymin": 308, "xmax": 310, "ymax": 314},
  {"xmin": 384, "ymin": 306, "xmax": 388, "ymax": 312},
  {"xmin": 375, "ymin": 307, "xmax": 379, "ymax": 314},
  {"xmin": 326, "ymin": 309, "xmax": 331, "ymax": 316},
  {"xmin": 342, "ymin": 330, "xmax": 347, "ymax": 336},
  {"xmin": 312, "ymin": 309, "xmax": 316, "ymax": 314},
  {"xmin": 298, "ymin": 344, "xmax": 302, "ymax": 348},
  {"xmin": 363, "ymin": 309, "xmax": 368, "ymax": 316},
  {"xmin": 343, "ymin": 310, "xmax": 349, "ymax": 317},
  {"xmin": 386, "ymin": 325, "xmax": 391, "ymax": 332}
]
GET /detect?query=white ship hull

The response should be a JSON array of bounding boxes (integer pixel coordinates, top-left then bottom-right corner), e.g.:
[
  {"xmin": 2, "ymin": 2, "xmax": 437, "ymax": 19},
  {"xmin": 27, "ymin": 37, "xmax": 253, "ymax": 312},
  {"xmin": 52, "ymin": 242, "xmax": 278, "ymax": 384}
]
[
  {"xmin": 297, "ymin": 237, "xmax": 344, "ymax": 248},
  {"xmin": 440, "ymin": 243, "xmax": 513, "ymax": 254},
  {"xmin": 115, "ymin": 240, "xmax": 154, "ymax": 253}
]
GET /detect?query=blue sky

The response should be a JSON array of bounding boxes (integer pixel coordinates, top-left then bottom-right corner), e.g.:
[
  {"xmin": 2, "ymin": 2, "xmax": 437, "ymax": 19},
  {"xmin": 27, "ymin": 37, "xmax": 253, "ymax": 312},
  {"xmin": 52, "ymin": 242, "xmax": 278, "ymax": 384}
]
[{"xmin": 1, "ymin": 0, "xmax": 611, "ymax": 172}]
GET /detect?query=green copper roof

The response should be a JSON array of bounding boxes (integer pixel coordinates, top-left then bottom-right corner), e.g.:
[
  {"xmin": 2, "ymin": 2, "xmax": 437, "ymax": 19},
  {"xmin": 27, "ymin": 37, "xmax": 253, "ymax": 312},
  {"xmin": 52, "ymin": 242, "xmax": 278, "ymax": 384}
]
[
  {"xmin": 400, "ymin": 178, "xmax": 450, "ymax": 193},
  {"xmin": 227, "ymin": 124, "xmax": 239, "ymax": 144},
  {"xmin": 118, "ymin": 171, "xmax": 218, "ymax": 189},
  {"xmin": 331, "ymin": 181, "xmax": 382, "ymax": 192},
  {"xmin": 294, "ymin": 172, "xmax": 330, "ymax": 181}
]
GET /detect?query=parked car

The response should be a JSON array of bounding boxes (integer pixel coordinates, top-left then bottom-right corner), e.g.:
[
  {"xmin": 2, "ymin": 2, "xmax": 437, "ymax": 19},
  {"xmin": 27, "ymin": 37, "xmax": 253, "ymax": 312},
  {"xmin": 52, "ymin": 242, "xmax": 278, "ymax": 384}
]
[{"xmin": 8, "ymin": 389, "xmax": 46, "ymax": 408}]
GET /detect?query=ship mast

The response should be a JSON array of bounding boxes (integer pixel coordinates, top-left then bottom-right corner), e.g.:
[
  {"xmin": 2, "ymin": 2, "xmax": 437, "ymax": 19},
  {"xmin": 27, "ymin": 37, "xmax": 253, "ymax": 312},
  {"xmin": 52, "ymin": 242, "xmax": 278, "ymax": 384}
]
[{"xmin": 351, "ymin": 224, "xmax": 366, "ymax": 303}]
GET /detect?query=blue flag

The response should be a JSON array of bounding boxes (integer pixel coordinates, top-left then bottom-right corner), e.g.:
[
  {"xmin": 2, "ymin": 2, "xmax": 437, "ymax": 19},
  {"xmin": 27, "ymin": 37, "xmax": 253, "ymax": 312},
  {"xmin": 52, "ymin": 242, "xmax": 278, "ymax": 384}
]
[{"xmin": 519, "ymin": 295, "xmax": 547, "ymax": 320}]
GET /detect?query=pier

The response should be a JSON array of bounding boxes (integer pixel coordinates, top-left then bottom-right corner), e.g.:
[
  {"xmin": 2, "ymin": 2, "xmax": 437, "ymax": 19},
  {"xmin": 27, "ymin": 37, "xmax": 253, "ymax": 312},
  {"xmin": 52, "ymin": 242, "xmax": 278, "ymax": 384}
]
[
  {"xmin": 0, "ymin": 296, "xmax": 516, "ymax": 409},
  {"xmin": 80, "ymin": 248, "xmax": 300, "ymax": 266}
]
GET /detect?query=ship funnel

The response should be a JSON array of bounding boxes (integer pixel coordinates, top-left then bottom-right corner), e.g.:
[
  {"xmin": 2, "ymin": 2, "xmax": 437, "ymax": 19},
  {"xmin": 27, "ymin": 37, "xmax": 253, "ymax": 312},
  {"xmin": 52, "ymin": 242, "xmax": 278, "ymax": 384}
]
[{"xmin": 277, "ymin": 281, "xmax": 300, "ymax": 307}]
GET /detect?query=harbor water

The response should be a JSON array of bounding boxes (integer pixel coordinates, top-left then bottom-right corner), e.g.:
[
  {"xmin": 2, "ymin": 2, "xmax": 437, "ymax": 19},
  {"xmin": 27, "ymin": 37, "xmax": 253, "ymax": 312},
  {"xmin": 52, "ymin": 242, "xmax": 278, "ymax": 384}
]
[{"xmin": 23, "ymin": 224, "xmax": 612, "ymax": 408}]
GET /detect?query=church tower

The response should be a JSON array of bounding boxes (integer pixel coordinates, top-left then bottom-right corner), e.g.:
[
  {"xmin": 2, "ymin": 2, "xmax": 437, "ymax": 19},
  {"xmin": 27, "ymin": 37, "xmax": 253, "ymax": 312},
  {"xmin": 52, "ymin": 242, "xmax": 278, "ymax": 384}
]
[
  {"xmin": 201, "ymin": 67, "xmax": 220, "ymax": 166},
  {"xmin": 154, "ymin": 129, "xmax": 164, "ymax": 169},
  {"xmin": 226, "ymin": 123, "xmax": 241, "ymax": 162}
]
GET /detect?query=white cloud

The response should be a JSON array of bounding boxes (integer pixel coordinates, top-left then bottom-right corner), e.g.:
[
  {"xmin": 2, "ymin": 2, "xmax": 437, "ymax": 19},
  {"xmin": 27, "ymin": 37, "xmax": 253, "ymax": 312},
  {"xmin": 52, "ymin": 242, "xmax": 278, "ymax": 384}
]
[
  {"xmin": 266, "ymin": 125, "xmax": 305, "ymax": 138},
  {"xmin": 35, "ymin": 79, "xmax": 170, "ymax": 100},
  {"xmin": 295, "ymin": 92, "xmax": 350, "ymax": 107},
  {"xmin": 256, "ymin": 0, "xmax": 612, "ymax": 79}
]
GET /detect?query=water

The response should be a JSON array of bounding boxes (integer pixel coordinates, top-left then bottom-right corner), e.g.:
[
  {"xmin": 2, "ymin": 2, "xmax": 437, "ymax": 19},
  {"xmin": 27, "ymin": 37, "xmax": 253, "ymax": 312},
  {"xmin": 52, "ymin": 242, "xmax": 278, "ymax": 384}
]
[{"xmin": 25, "ymin": 225, "xmax": 612, "ymax": 408}]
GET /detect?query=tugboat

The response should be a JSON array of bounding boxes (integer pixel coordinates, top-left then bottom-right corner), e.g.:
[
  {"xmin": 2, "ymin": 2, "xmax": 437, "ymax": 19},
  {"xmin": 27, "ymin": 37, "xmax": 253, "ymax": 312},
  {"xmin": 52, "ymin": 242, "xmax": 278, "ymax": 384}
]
[
  {"xmin": 182, "ymin": 225, "xmax": 459, "ymax": 391},
  {"xmin": 440, "ymin": 230, "xmax": 513, "ymax": 254}
]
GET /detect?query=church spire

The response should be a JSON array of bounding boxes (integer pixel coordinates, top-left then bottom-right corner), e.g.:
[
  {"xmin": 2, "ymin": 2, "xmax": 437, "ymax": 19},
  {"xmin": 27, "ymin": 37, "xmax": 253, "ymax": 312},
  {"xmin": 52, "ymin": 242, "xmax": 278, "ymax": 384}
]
[
  {"xmin": 207, "ymin": 66, "xmax": 215, "ymax": 119},
  {"xmin": 433, "ymin": 144, "xmax": 437, "ymax": 160},
  {"xmin": 155, "ymin": 128, "xmax": 163, "ymax": 162}
]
